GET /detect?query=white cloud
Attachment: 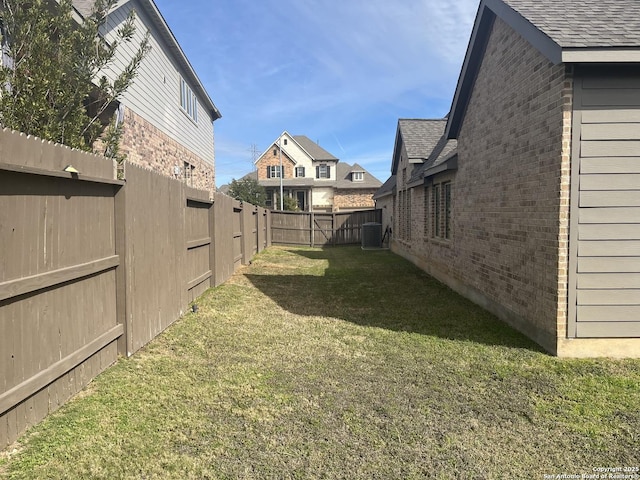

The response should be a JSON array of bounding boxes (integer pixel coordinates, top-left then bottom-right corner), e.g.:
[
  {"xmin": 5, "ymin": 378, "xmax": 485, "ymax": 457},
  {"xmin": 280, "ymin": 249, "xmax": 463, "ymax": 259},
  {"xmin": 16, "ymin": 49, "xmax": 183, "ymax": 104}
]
[{"xmin": 154, "ymin": 0, "xmax": 480, "ymax": 186}]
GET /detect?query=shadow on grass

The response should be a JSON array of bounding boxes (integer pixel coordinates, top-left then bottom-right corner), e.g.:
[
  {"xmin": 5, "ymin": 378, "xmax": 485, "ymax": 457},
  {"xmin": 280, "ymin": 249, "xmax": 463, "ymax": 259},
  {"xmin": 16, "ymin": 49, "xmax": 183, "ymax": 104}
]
[{"xmin": 245, "ymin": 247, "xmax": 544, "ymax": 352}]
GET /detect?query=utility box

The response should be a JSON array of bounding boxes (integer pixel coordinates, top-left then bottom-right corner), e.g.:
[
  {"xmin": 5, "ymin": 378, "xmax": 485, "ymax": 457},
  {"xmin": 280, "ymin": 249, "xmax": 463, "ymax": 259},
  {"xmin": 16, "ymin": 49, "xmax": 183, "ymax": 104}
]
[{"xmin": 361, "ymin": 222, "xmax": 382, "ymax": 249}]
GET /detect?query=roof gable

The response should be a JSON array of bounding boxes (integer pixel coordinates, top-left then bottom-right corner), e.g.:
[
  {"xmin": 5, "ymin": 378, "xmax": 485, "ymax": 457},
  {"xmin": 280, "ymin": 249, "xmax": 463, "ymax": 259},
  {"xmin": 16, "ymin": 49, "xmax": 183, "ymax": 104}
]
[
  {"xmin": 446, "ymin": 0, "xmax": 640, "ymax": 139},
  {"xmin": 391, "ymin": 119, "xmax": 446, "ymax": 174},
  {"xmin": 335, "ymin": 163, "xmax": 382, "ymax": 189}
]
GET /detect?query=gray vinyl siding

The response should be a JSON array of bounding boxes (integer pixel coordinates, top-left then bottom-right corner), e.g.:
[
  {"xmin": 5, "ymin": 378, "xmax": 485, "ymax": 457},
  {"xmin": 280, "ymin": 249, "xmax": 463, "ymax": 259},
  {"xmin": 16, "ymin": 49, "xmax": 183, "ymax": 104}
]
[
  {"xmin": 569, "ymin": 70, "xmax": 640, "ymax": 338},
  {"xmin": 101, "ymin": 1, "xmax": 215, "ymax": 165}
]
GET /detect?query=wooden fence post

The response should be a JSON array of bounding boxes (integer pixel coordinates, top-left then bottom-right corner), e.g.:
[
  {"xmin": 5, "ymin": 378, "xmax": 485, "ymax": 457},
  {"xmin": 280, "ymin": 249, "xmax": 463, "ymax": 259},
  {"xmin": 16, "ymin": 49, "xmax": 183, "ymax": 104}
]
[
  {"xmin": 332, "ymin": 212, "xmax": 337, "ymax": 246},
  {"xmin": 114, "ymin": 183, "xmax": 130, "ymax": 357},
  {"xmin": 310, "ymin": 212, "xmax": 315, "ymax": 247},
  {"xmin": 266, "ymin": 209, "xmax": 272, "ymax": 248},
  {"xmin": 211, "ymin": 193, "xmax": 219, "ymax": 286}
]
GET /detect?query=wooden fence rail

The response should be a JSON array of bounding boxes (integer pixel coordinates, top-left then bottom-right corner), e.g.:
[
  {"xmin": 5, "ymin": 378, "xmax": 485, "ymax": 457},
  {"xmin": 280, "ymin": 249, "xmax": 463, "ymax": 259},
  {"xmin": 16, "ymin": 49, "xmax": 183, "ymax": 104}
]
[
  {"xmin": 0, "ymin": 129, "xmax": 271, "ymax": 447},
  {"xmin": 271, "ymin": 209, "xmax": 382, "ymax": 246}
]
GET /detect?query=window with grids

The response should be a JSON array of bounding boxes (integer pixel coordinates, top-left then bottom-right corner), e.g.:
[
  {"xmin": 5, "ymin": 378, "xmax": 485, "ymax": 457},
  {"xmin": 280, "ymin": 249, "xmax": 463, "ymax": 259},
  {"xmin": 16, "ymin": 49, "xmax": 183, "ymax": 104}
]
[
  {"xmin": 295, "ymin": 166, "xmax": 305, "ymax": 178},
  {"xmin": 431, "ymin": 181, "xmax": 452, "ymax": 240},
  {"xmin": 267, "ymin": 165, "xmax": 282, "ymax": 178},
  {"xmin": 180, "ymin": 77, "xmax": 198, "ymax": 123},
  {"xmin": 316, "ymin": 164, "xmax": 330, "ymax": 179},
  {"xmin": 424, "ymin": 186, "xmax": 430, "ymax": 238},
  {"xmin": 183, "ymin": 161, "xmax": 195, "ymax": 186}
]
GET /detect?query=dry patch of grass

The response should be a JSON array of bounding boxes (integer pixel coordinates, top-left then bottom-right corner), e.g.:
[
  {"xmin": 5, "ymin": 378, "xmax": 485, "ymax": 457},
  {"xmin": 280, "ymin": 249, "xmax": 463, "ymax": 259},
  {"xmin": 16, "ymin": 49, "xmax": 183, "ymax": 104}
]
[{"xmin": 2, "ymin": 246, "xmax": 640, "ymax": 479}]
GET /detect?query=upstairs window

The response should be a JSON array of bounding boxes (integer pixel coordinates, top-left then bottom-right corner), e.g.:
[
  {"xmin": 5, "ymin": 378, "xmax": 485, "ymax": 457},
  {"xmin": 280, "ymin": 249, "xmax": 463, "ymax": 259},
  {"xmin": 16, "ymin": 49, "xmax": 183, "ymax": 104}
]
[
  {"xmin": 180, "ymin": 77, "xmax": 198, "ymax": 123},
  {"xmin": 316, "ymin": 164, "xmax": 330, "ymax": 179},
  {"xmin": 295, "ymin": 166, "xmax": 305, "ymax": 178},
  {"xmin": 267, "ymin": 165, "xmax": 282, "ymax": 178},
  {"xmin": 352, "ymin": 171, "xmax": 364, "ymax": 182}
]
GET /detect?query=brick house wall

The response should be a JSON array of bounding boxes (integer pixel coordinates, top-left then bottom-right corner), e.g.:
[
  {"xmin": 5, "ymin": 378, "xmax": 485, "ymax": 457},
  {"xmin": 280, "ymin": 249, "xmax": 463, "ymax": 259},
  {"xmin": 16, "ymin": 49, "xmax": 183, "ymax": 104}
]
[
  {"xmin": 120, "ymin": 108, "xmax": 215, "ymax": 193},
  {"xmin": 256, "ymin": 147, "xmax": 296, "ymax": 180},
  {"xmin": 393, "ymin": 17, "xmax": 571, "ymax": 352},
  {"xmin": 333, "ymin": 189, "xmax": 376, "ymax": 210},
  {"xmin": 395, "ymin": 171, "xmax": 459, "ymax": 287},
  {"xmin": 454, "ymin": 16, "xmax": 570, "ymax": 351}
]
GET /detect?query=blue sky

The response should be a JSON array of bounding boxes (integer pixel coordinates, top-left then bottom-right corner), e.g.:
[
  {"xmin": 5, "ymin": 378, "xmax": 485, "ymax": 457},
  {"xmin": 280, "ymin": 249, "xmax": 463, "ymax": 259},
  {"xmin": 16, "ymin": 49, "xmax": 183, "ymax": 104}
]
[{"xmin": 153, "ymin": 0, "xmax": 479, "ymax": 187}]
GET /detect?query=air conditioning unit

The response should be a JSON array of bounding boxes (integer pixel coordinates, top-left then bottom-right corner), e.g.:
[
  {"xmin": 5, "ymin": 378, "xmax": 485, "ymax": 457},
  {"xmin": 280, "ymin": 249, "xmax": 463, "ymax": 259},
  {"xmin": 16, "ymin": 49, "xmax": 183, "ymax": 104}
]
[{"xmin": 361, "ymin": 222, "xmax": 382, "ymax": 249}]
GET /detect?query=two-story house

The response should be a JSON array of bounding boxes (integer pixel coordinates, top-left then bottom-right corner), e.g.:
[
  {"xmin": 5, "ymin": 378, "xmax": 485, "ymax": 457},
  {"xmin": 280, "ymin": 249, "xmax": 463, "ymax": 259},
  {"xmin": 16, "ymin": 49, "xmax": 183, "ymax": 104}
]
[
  {"xmin": 72, "ymin": 0, "xmax": 221, "ymax": 193},
  {"xmin": 253, "ymin": 132, "xmax": 381, "ymax": 211}
]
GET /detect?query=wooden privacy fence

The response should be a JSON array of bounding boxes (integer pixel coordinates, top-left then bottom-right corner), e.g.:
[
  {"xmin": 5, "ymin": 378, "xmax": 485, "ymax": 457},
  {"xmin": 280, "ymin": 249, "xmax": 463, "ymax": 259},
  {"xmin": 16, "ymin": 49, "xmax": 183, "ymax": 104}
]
[
  {"xmin": 271, "ymin": 209, "xmax": 382, "ymax": 246},
  {"xmin": 0, "ymin": 129, "xmax": 270, "ymax": 447}
]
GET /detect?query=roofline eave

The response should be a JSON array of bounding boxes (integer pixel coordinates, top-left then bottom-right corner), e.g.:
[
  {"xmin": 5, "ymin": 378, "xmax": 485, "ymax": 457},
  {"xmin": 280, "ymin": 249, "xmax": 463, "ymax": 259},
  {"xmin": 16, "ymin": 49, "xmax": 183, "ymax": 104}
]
[
  {"xmin": 445, "ymin": 0, "xmax": 563, "ymax": 140},
  {"xmin": 562, "ymin": 48, "xmax": 640, "ymax": 63},
  {"xmin": 138, "ymin": 0, "xmax": 221, "ymax": 121}
]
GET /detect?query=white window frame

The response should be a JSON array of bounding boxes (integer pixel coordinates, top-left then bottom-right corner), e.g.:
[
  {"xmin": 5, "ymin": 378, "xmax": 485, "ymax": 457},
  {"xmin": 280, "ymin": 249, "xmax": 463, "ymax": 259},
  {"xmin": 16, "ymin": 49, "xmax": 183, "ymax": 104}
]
[
  {"xmin": 269, "ymin": 165, "xmax": 282, "ymax": 178},
  {"xmin": 352, "ymin": 171, "xmax": 364, "ymax": 182},
  {"xmin": 295, "ymin": 166, "xmax": 305, "ymax": 178},
  {"xmin": 317, "ymin": 164, "xmax": 329, "ymax": 179},
  {"xmin": 180, "ymin": 77, "xmax": 198, "ymax": 123},
  {"xmin": 183, "ymin": 161, "xmax": 195, "ymax": 186}
]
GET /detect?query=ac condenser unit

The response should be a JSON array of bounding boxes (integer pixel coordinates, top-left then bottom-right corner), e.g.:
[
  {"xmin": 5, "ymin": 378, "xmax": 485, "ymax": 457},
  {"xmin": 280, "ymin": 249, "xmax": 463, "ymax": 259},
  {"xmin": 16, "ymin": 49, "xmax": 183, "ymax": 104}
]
[{"xmin": 361, "ymin": 222, "xmax": 382, "ymax": 249}]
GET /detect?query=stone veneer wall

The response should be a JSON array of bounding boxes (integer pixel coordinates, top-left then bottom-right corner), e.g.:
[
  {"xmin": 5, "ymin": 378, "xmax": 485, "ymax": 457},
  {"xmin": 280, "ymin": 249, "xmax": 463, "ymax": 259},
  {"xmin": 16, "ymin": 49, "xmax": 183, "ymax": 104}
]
[
  {"xmin": 119, "ymin": 108, "xmax": 215, "ymax": 194},
  {"xmin": 393, "ymin": 17, "xmax": 569, "ymax": 353},
  {"xmin": 333, "ymin": 189, "xmax": 376, "ymax": 210}
]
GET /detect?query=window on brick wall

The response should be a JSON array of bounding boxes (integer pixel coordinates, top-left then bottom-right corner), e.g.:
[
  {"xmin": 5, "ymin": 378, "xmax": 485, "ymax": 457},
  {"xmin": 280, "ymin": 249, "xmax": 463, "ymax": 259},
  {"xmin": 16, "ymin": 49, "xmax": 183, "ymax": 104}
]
[
  {"xmin": 407, "ymin": 189, "xmax": 412, "ymax": 242},
  {"xmin": 444, "ymin": 182, "xmax": 452, "ymax": 240},
  {"xmin": 432, "ymin": 184, "xmax": 441, "ymax": 238},
  {"xmin": 180, "ymin": 77, "xmax": 198, "ymax": 123},
  {"xmin": 398, "ymin": 190, "xmax": 404, "ymax": 240},
  {"xmin": 431, "ymin": 181, "xmax": 452, "ymax": 240},
  {"xmin": 424, "ymin": 185, "xmax": 430, "ymax": 238},
  {"xmin": 183, "ymin": 161, "xmax": 195, "ymax": 186},
  {"xmin": 267, "ymin": 165, "xmax": 282, "ymax": 178}
]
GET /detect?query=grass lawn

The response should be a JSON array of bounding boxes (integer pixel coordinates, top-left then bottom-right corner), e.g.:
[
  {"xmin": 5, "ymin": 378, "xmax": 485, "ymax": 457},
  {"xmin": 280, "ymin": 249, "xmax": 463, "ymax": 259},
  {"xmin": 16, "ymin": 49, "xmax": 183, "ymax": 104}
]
[{"xmin": 1, "ymin": 246, "xmax": 639, "ymax": 479}]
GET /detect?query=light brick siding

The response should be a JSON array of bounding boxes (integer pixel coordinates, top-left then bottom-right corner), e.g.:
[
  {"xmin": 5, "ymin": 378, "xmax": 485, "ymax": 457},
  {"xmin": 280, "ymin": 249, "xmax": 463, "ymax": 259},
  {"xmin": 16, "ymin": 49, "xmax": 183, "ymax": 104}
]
[
  {"xmin": 333, "ymin": 189, "xmax": 376, "ymax": 210},
  {"xmin": 393, "ymin": 17, "xmax": 570, "ymax": 352},
  {"xmin": 556, "ymin": 75, "xmax": 573, "ymax": 342},
  {"xmin": 396, "ymin": 171, "xmax": 458, "ymax": 284},
  {"xmin": 256, "ymin": 148, "xmax": 295, "ymax": 180},
  {"xmin": 120, "ymin": 108, "xmax": 215, "ymax": 194}
]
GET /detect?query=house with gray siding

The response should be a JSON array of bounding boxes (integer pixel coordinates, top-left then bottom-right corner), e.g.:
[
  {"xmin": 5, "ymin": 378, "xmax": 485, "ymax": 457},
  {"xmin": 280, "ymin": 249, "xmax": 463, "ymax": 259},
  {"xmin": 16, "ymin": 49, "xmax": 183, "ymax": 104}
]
[
  {"xmin": 73, "ymin": 0, "xmax": 221, "ymax": 193},
  {"xmin": 389, "ymin": 0, "xmax": 640, "ymax": 357}
]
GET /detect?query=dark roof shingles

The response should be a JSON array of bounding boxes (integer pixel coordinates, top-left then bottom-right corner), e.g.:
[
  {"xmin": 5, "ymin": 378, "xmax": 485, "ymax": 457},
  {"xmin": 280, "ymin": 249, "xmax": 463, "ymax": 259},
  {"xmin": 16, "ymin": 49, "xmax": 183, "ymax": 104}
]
[
  {"xmin": 293, "ymin": 136, "xmax": 339, "ymax": 162},
  {"xmin": 398, "ymin": 119, "xmax": 447, "ymax": 160},
  {"xmin": 503, "ymin": 0, "xmax": 640, "ymax": 48},
  {"xmin": 335, "ymin": 163, "xmax": 382, "ymax": 189}
]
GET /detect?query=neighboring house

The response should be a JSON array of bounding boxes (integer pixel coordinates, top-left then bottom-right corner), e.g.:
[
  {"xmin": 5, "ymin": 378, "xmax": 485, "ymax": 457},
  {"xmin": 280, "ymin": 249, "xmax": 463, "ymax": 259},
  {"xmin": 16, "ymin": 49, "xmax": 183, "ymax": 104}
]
[
  {"xmin": 73, "ymin": 0, "xmax": 221, "ymax": 193},
  {"xmin": 253, "ymin": 132, "xmax": 382, "ymax": 211},
  {"xmin": 388, "ymin": 0, "xmax": 640, "ymax": 357}
]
